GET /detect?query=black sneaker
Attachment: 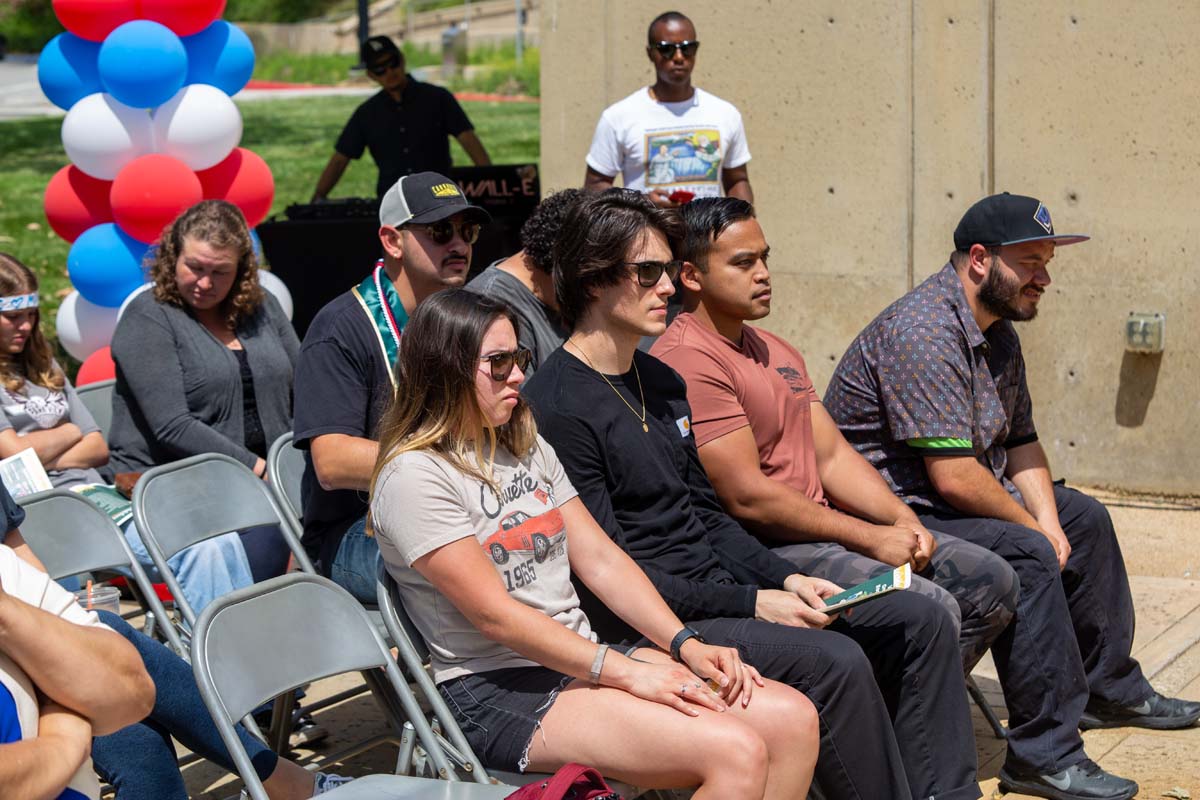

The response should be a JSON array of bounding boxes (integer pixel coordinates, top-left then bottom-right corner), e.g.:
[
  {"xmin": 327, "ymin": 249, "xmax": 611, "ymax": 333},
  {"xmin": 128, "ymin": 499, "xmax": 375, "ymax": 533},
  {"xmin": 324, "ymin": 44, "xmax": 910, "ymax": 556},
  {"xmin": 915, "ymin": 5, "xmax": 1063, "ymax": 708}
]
[
  {"xmin": 998, "ymin": 760, "xmax": 1138, "ymax": 800},
  {"xmin": 1079, "ymin": 691, "xmax": 1200, "ymax": 731},
  {"xmin": 289, "ymin": 713, "xmax": 329, "ymax": 747}
]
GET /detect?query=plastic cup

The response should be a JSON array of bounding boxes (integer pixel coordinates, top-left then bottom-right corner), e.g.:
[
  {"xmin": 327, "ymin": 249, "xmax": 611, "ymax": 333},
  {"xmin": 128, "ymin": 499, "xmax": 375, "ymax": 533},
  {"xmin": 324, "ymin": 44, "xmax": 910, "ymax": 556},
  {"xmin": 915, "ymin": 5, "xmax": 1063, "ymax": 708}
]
[{"xmin": 74, "ymin": 584, "xmax": 123, "ymax": 617}]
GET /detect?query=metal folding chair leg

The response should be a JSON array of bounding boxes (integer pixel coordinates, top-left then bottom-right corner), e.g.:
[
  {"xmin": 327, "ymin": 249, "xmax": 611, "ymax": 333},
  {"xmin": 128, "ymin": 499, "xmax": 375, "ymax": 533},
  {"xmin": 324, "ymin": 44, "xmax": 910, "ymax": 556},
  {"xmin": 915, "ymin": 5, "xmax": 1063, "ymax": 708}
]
[{"xmin": 967, "ymin": 674, "xmax": 1007, "ymax": 739}]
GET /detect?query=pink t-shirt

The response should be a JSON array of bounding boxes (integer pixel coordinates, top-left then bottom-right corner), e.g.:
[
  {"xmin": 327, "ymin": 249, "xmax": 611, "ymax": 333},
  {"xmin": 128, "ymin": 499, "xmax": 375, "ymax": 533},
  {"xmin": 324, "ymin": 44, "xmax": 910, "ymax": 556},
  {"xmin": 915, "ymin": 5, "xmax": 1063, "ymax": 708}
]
[{"xmin": 652, "ymin": 313, "xmax": 826, "ymax": 506}]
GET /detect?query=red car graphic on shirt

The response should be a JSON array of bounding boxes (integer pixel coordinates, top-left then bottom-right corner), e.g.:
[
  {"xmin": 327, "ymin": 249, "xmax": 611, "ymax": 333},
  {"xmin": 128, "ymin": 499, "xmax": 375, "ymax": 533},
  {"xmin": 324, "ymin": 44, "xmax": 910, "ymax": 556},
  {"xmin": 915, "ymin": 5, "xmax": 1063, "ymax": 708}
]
[{"xmin": 484, "ymin": 508, "xmax": 564, "ymax": 565}]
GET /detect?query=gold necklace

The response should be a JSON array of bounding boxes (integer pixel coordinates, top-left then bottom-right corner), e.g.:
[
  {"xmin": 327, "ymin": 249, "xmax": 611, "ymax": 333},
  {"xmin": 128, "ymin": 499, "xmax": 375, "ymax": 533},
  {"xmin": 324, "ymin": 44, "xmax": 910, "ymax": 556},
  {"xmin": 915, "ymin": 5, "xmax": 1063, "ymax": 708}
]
[{"xmin": 569, "ymin": 339, "xmax": 648, "ymax": 433}]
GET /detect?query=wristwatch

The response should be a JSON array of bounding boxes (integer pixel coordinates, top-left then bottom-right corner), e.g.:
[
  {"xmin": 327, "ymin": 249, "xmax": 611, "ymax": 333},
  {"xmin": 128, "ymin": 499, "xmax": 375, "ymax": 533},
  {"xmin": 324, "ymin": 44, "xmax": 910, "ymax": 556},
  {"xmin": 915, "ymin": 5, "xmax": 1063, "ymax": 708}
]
[{"xmin": 669, "ymin": 626, "xmax": 705, "ymax": 662}]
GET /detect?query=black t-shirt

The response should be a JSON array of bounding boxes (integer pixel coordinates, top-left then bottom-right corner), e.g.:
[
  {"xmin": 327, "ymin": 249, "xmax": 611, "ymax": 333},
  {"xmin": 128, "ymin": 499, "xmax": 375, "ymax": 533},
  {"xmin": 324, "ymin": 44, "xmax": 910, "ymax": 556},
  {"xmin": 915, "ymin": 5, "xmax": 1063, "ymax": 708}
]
[
  {"xmin": 334, "ymin": 80, "xmax": 474, "ymax": 198},
  {"xmin": 523, "ymin": 348, "xmax": 796, "ymax": 640},
  {"xmin": 292, "ymin": 289, "xmax": 394, "ymax": 572},
  {"xmin": 0, "ymin": 481, "xmax": 25, "ymax": 532}
]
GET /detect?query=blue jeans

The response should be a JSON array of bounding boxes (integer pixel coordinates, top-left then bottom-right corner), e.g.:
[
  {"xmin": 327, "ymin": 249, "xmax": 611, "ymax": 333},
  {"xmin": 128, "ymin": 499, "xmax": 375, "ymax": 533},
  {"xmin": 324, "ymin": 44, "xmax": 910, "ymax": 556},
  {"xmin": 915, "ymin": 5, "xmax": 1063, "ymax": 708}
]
[
  {"xmin": 121, "ymin": 520, "xmax": 254, "ymax": 620},
  {"xmin": 91, "ymin": 611, "xmax": 278, "ymax": 800},
  {"xmin": 330, "ymin": 515, "xmax": 380, "ymax": 603}
]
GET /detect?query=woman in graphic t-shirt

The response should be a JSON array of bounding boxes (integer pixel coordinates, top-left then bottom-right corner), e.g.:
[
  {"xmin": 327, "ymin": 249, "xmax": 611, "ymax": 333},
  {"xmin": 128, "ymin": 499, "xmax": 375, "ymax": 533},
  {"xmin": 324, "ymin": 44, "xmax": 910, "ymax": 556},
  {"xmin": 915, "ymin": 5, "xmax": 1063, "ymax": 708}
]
[
  {"xmin": 369, "ymin": 289, "xmax": 817, "ymax": 799},
  {"xmin": 0, "ymin": 252, "xmax": 254, "ymax": 617}
]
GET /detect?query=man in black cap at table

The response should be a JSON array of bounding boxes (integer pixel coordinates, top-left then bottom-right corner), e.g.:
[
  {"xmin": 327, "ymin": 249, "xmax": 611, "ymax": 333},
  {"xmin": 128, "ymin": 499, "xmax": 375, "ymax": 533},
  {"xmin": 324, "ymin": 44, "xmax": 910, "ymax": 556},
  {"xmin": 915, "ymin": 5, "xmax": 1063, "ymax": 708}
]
[
  {"xmin": 311, "ymin": 35, "xmax": 491, "ymax": 202},
  {"xmin": 825, "ymin": 192, "xmax": 1200, "ymax": 800},
  {"xmin": 294, "ymin": 172, "xmax": 490, "ymax": 600}
]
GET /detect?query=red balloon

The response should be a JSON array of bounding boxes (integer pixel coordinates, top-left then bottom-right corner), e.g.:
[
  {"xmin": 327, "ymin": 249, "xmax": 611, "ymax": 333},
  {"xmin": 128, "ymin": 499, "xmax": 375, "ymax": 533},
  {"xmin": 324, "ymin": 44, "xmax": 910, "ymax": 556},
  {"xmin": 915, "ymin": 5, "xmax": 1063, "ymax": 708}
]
[
  {"xmin": 110, "ymin": 154, "xmax": 202, "ymax": 244},
  {"xmin": 197, "ymin": 148, "xmax": 275, "ymax": 229},
  {"xmin": 138, "ymin": 0, "xmax": 227, "ymax": 37},
  {"xmin": 51, "ymin": 0, "xmax": 139, "ymax": 42},
  {"xmin": 44, "ymin": 165, "xmax": 114, "ymax": 243},
  {"xmin": 76, "ymin": 346, "xmax": 115, "ymax": 385}
]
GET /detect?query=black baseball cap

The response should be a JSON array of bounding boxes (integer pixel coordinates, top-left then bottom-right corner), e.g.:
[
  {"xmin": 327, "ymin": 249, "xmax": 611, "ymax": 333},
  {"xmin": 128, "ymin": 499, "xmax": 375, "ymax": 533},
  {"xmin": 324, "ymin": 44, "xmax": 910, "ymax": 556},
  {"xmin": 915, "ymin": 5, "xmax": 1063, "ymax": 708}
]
[
  {"xmin": 953, "ymin": 193, "xmax": 1089, "ymax": 251},
  {"xmin": 379, "ymin": 172, "xmax": 491, "ymax": 228},
  {"xmin": 359, "ymin": 35, "xmax": 401, "ymax": 65}
]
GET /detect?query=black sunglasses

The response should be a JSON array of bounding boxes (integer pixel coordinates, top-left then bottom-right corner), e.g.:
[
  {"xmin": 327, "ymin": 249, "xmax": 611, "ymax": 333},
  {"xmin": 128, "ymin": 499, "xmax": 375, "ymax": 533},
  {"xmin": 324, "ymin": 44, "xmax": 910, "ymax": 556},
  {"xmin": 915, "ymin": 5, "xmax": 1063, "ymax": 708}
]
[
  {"xmin": 652, "ymin": 40, "xmax": 700, "ymax": 58},
  {"xmin": 626, "ymin": 260, "xmax": 683, "ymax": 288},
  {"xmin": 367, "ymin": 55, "xmax": 401, "ymax": 76},
  {"xmin": 481, "ymin": 348, "xmax": 532, "ymax": 381},
  {"xmin": 405, "ymin": 219, "xmax": 481, "ymax": 245}
]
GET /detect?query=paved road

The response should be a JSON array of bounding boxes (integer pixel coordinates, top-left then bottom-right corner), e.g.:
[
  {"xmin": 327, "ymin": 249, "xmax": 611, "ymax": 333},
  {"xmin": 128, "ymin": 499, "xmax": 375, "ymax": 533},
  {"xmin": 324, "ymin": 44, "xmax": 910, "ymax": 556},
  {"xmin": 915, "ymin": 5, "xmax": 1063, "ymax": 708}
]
[{"xmin": 0, "ymin": 56, "xmax": 375, "ymax": 122}]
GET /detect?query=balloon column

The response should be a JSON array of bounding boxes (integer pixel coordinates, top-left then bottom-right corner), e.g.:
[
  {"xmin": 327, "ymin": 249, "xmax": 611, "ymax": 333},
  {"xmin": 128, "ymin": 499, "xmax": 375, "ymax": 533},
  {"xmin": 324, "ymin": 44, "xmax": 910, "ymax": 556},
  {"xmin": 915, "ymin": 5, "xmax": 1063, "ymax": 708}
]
[{"xmin": 38, "ymin": 0, "xmax": 288, "ymax": 377}]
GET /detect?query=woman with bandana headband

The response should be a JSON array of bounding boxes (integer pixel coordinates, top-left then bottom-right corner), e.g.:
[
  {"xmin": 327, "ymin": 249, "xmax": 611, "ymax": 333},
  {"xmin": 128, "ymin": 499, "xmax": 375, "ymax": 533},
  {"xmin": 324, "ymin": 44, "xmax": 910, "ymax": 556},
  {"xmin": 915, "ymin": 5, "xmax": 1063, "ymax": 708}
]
[{"xmin": 0, "ymin": 252, "xmax": 256, "ymax": 622}]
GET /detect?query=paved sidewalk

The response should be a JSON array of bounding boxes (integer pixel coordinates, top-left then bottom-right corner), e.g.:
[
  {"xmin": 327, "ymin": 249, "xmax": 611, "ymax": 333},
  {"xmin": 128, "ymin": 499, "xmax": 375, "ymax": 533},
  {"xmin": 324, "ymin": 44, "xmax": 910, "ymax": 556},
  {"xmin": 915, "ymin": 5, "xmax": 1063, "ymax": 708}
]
[{"xmin": 179, "ymin": 488, "xmax": 1200, "ymax": 799}]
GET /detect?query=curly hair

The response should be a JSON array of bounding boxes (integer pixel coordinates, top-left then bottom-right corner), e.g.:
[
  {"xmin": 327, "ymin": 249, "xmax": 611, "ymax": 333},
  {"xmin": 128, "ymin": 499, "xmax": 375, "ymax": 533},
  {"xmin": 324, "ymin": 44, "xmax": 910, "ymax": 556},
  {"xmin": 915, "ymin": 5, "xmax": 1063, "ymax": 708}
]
[
  {"xmin": 0, "ymin": 253, "xmax": 64, "ymax": 393},
  {"xmin": 520, "ymin": 188, "xmax": 586, "ymax": 275},
  {"xmin": 151, "ymin": 200, "xmax": 264, "ymax": 329}
]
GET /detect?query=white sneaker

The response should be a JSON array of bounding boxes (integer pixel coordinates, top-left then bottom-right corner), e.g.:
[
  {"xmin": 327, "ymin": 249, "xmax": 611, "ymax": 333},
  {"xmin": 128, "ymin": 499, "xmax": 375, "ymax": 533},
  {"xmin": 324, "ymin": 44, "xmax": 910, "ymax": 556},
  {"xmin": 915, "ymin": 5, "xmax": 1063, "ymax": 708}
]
[{"xmin": 312, "ymin": 772, "xmax": 354, "ymax": 796}]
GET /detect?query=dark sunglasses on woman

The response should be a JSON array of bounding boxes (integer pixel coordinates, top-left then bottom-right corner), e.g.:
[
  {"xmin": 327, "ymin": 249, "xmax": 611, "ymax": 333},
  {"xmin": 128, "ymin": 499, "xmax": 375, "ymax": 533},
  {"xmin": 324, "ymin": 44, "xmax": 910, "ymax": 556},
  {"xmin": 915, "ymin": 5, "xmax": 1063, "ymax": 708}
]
[
  {"xmin": 405, "ymin": 219, "xmax": 482, "ymax": 245},
  {"xmin": 481, "ymin": 348, "xmax": 533, "ymax": 381}
]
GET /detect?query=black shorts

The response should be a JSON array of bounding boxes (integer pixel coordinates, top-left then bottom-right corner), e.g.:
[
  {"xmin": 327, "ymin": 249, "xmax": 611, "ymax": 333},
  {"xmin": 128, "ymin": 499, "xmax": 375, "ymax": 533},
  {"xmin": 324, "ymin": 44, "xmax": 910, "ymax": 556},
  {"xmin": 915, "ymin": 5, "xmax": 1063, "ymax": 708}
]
[{"xmin": 438, "ymin": 666, "xmax": 574, "ymax": 773}]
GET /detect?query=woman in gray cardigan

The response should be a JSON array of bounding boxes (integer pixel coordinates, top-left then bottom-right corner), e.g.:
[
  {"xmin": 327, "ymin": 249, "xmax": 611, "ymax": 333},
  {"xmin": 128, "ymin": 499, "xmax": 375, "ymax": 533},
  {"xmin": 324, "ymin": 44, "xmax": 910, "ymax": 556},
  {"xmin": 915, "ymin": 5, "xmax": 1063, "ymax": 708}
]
[{"xmin": 110, "ymin": 200, "xmax": 300, "ymax": 583}]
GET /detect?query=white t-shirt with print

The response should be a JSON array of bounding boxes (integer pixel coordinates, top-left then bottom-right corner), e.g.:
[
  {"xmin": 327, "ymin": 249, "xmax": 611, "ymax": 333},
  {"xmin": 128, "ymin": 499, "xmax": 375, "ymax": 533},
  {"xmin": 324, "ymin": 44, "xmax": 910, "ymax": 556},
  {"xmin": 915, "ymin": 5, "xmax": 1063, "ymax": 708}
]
[
  {"xmin": 0, "ymin": 545, "xmax": 107, "ymax": 799},
  {"xmin": 370, "ymin": 435, "xmax": 593, "ymax": 682},
  {"xmin": 586, "ymin": 86, "xmax": 751, "ymax": 199}
]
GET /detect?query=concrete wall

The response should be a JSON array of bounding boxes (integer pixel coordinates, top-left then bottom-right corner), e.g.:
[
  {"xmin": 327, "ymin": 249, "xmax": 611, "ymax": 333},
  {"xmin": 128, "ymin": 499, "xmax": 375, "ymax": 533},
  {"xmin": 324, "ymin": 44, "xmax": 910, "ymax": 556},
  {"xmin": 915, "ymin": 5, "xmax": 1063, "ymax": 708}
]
[{"xmin": 539, "ymin": 0, "xmax": 1200, "ymax": 494}]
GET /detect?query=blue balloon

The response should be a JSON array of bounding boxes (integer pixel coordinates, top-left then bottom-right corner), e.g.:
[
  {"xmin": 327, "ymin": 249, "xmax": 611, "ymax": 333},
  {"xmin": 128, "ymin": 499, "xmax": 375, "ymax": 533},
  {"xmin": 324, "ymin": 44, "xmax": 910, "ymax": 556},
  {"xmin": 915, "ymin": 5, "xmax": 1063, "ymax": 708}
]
[
  {"xmin": 184, "ymin": 21, "xmax": 256, "ymax": 97},
  {"xmin": 249, "ymin": 228, "xmax": 263, "ymax": 262},
  {"xmin": 38, "ymin": 33, "xmax": 103, "ymax": 111},
  {"xmin": 98, "ymin": 21, "xmax": 187, "ymax": 109},
  {"xmin": 68, "ymin": 223, "xmax": 151, "ymax": 308}
]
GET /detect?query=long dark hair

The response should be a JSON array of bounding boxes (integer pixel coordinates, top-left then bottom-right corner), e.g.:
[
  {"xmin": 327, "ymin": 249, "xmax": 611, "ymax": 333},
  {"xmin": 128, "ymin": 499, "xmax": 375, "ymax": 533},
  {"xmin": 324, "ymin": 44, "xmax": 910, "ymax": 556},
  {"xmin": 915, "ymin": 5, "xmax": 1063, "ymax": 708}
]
[
  {"xmin": 151, "ymin": 200, "xmax": 264, "ymax": 329},
  {"xmin": 370, "ymin": 290, "xmax": 537, "ymax": 500},
  {"xmin": 0, "ymin": 253, "xmax": 63, "ymax": 392}
]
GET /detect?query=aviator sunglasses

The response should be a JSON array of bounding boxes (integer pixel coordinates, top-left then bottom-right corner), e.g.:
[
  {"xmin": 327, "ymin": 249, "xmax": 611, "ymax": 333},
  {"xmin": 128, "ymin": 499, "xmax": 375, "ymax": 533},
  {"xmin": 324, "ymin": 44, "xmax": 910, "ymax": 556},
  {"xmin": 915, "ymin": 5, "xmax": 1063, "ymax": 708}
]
[
  {"xmin": 652, "ymin": 40, "xmax": 700, "ymax": 58},
  {"xmin": 405, "ymin": 219, "xmax": 482, "ymax": 245},
  {"xmin": 626, "ymin": 259, "xmax": 683, "ymax": 288},
  {"xmin": 481, "ymin": 348, "xmax": 533, "ymax": 381}
]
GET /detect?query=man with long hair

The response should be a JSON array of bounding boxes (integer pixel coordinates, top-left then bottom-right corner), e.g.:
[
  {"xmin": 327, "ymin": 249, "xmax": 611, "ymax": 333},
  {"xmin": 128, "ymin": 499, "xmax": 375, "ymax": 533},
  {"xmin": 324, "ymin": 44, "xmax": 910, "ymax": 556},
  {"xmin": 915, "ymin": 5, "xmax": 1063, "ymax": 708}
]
[
  {"xmin": 524, "ymin": 189, "xmax": 981, "ymax": 800},
  {"xmin": 292, "ymin": 172, "xmax": 489, "ymax": 601}
]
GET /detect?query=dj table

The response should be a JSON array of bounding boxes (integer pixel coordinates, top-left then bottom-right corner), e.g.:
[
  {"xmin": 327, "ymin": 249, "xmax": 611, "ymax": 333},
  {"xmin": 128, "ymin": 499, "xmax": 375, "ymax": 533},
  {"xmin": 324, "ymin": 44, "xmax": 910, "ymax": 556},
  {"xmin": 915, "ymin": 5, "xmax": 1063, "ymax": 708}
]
[{"xmin": 258, "ymin": 164, "xmax": 540, "ymax": 337}]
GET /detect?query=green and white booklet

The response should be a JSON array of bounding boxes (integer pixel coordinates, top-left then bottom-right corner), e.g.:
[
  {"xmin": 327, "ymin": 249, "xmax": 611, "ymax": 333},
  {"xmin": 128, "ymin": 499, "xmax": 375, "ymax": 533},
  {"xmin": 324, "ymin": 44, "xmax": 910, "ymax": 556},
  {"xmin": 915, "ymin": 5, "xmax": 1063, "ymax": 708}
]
[
  {"xmin": 822, "ymin": 563, "xmax": 912, "ymax": 614},
  {"xmin": 71, "ymin": 484, "xmax": 134, "ymax": 527}
]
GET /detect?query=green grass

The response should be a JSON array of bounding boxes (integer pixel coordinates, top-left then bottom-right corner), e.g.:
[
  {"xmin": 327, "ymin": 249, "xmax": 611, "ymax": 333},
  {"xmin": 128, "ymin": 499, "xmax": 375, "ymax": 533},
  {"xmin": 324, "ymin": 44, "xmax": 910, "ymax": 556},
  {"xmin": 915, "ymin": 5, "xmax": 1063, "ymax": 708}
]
[{"xmin": 0, "ymin": 96, "xmax": 539, "ymax": 369}]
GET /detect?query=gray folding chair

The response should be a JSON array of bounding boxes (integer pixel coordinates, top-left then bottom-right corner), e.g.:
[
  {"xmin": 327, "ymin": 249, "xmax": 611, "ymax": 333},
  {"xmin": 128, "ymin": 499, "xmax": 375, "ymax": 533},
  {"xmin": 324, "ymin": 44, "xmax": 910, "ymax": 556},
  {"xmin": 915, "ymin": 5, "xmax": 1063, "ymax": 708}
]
[
  {"xmin": 192, "ymin": 573, "xmax": 513, "ymax": 800},
  {"xmin": 376, "ymin": 564, "xmax": 646, "ymax": 797},
  {"xmin": 266, "ymin": 431, "xmax": 305, "ymax": 524},
  {"xmin": 16, "ymin": 488, "xmax": 185, "ymax": 655},
  {"xmin": 75, "ymin": 378, "xmax": 115, "ymax": 440}
]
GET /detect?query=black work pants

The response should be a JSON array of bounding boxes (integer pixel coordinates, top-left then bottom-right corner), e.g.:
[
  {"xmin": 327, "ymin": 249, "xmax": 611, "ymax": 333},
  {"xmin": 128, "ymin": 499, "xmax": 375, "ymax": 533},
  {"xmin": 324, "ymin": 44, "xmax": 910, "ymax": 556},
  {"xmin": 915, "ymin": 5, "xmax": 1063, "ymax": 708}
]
[
  {"xmin": 689, "ymin": 588, "xmax": 980, "ymax": 800},
  {"xmin": 918, "ymin": 484, "xmax": 1151, "ymax": 774}
]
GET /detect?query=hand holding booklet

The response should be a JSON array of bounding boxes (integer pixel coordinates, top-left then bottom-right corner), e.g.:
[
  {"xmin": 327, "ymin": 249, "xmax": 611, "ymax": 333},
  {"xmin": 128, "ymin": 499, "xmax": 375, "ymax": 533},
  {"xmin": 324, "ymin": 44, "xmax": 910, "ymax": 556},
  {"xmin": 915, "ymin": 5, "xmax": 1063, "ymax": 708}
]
[{"xmin": 822, "ymin": 563, "xmax": 912, "ymax": 614}]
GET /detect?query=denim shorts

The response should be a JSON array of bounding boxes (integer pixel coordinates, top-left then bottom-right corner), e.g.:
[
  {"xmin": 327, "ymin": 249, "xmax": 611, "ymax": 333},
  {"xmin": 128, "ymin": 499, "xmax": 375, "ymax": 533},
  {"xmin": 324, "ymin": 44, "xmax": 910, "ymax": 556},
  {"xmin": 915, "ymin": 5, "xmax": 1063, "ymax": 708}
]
[{"xmin": 438, "ymin": 666, "xmax": 574, "ymax": 773}]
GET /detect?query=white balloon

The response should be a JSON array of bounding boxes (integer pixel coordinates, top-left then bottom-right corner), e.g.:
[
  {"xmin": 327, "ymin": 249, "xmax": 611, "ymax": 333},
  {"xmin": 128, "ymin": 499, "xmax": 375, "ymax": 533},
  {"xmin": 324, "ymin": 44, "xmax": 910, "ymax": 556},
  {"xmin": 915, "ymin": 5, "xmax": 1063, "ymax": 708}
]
[
  {"xmin": 61, "ymin": 93, "xmax": 155, "ymax": 180},
  {"xmin": 257, "ymin": 270, "xmax": 293, "ymax": 321},
  {"xmin": 56, "ymin": 290, "xmax": 121, "ymax": 361},
  {"xmin": 151, "ymin": 84, "xmax": 242, "ymax": 171},
  {"xmin": 116, "ymin": 282, "xmax": 153, "ymax": 321}
]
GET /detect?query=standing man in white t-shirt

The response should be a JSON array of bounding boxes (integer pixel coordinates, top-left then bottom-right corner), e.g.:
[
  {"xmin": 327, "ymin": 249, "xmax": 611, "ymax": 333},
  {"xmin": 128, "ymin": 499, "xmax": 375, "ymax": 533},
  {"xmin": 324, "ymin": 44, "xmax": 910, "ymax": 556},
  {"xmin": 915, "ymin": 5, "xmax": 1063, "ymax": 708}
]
[{"xmin": 584, "ymin": 11, "xmax": 753, "ymax": 208}]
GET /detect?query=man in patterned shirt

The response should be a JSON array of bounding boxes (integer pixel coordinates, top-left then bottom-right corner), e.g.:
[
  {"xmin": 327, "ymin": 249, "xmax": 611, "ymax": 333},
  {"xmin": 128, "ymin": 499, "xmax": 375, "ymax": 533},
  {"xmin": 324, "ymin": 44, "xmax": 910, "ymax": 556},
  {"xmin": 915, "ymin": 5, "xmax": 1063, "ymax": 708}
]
[{"xmin": 826, "ymin": 192, "xmax": 1199, "ymax": 800}]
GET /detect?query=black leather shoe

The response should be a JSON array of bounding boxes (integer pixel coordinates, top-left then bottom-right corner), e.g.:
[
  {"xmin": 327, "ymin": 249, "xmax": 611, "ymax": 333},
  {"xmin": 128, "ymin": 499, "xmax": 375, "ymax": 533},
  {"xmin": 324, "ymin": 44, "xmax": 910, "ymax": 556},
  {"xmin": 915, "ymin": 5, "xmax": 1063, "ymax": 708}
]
[
  {"xmin": 998, "ymin": 760, "xmax": 1138, "ymax": 800},
  {"xmin": 1079, "ymin": 691, "xmax": 1200, "ymax": 731}
]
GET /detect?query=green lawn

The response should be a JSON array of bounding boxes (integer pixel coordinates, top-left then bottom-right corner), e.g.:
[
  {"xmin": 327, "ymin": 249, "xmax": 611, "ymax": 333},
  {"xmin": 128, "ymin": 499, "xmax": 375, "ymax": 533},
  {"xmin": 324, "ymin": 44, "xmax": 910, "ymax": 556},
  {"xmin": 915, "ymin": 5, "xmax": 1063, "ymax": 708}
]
[{"xmin": 0, "ymin": 95, "xmax": 540, "ymax": 361}]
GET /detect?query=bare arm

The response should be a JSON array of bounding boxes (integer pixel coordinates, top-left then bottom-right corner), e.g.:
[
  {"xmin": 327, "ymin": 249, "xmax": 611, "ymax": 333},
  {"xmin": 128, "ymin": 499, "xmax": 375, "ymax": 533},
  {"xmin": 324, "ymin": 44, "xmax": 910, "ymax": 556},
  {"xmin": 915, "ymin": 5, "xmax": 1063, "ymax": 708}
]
[
  {"xmin": 583, "ymin": 165, "xmax": 615, "ymax": 192},
  {"xmin": 0, "ymin": 425, "xmax": 82, "ymax": 465},
  {"xmin": 310, "ymin": 433, "xmax": 379, "ymax": 492},
  {"xmin": 4, "ymin": 529, "xmax": 47, "ymax": 573},
  {"xmin": 1005, "ymin": 440, "xmax": 1070, "ymax": 567},
  {"xmin": 311, "ymin": 152, "xmax": 351, "ymax": 202},
  {"xmin": 0, "ymin": 576, "xmax": 154, "ymax": 735},
  {"xmin": 0, "ymin": 701, "xmax": 93, "ymax": 800},
  {"xmin": 44, "ymin": 431, "xmax": 108, "ymax": 472},
  {"xmin": 698, "ymin": 423, "xmax": 930, "ymax": 569},
  {"xmin": 456, "ymin": 130, "xmax": 491, "ymax": 166},
  {"xmin": 722, "ymin": 164, "xmax": 753, "ymax": 204}
]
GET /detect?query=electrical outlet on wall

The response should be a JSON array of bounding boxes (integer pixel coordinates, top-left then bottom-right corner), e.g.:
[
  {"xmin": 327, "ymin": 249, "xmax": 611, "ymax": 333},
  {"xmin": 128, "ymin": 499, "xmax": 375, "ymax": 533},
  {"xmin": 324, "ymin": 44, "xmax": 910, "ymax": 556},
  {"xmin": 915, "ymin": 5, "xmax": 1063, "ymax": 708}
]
[{"xmin": 1125, "ymin": 312, "xmax": 1165, "ymax": 353}]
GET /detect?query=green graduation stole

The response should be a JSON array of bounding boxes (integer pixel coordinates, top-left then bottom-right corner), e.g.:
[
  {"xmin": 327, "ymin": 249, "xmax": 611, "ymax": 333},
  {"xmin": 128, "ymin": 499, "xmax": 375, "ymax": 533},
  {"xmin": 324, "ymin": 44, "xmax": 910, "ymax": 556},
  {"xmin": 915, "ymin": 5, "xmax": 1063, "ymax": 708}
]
[{"xmin": 350, "ymin": 259, "xmax": 409, "ymax": 388}]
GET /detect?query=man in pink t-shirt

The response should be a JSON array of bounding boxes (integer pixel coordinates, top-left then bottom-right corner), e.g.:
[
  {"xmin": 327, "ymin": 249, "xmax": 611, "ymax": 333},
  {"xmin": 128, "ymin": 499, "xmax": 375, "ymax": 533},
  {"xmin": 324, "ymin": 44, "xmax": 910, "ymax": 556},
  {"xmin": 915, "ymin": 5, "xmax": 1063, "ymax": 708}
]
[{"xmin": 650, "ymin": 197, "xmax": 1017, "ymax": 673}]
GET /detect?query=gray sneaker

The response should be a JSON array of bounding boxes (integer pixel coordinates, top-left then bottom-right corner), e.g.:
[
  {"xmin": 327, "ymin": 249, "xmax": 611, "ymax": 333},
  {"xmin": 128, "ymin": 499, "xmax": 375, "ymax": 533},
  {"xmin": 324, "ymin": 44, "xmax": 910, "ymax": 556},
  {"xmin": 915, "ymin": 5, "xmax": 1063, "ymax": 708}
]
[{"xmin": 998, "ymin": 759, "xmax": 1138, "ymax": 800}]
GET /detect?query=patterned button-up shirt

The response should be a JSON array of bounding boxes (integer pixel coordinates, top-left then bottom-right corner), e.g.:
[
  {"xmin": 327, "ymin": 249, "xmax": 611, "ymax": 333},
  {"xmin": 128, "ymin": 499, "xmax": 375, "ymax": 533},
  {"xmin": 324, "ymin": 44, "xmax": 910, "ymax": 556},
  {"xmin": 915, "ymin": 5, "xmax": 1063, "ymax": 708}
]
[{"xmin": 824, "ymin": 262, "xmax": 1038, "ymax": 511}]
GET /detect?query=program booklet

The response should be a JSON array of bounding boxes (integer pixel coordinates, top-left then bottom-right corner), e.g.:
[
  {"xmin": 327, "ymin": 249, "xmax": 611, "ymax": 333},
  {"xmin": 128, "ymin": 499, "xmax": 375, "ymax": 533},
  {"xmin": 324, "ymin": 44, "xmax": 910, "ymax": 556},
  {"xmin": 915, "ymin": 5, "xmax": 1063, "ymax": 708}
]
[
  {"xmin": 822, "ymin": 563, "xmax": 912, "ymax": 614},
  {"xmin": 71, "ymin": 484, "xmax": 134, "ymax": 527},
  {"xmin": 0, "ymin": 448, "xmax": 52, "ymax": 498}
]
